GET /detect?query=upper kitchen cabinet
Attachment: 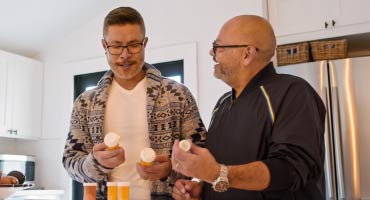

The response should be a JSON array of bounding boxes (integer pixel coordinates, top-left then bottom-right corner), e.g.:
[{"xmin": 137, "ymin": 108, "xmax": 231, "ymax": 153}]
[
  {"xmin": 0, "ymin": 51, "xmax": 8, "ymax": 136},
  {"xmin": 268, "ymin": 0, "xmax": 370, "ymax": 44},
  {"xmin": 334, "ymin": 0, "xmax": 370, "ymax": 27},
  {"xmin": 0, "ymin": 50, "xmax": 43, "ymax": 140},
  {"xmin": 268, "ymin": 0, "xmax": 329, "ymax": 36}
]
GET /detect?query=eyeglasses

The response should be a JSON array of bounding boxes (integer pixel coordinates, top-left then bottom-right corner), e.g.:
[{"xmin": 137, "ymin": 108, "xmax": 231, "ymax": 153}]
[
  {"xmin": 212, "ymin": 41, "xmax": 259, "ymax": 62},
  {"xmin": 104, "ymin": 38, "xmax": 146, "ymax": 55}
]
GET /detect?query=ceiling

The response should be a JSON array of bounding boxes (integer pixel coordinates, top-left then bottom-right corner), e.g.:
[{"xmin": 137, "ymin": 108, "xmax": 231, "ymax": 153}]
[{"xmin": 0, "ymin": 0, "xmax": 119, "ymax": 58}]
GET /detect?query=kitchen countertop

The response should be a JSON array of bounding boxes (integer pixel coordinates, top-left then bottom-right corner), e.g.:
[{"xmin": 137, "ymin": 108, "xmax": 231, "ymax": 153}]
[{"xmin": 7, "ymin": 189, "xmax": 64, "ymax": 200}]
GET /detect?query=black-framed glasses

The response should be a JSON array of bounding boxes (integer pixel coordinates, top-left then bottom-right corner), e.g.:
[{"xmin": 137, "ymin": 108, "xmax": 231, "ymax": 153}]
[
  {"xmin": 104, "ymin": 38, "xmax": 146, "ymax": 55},
  {"xmin": 212, "ymin": 41, "xmax": 259, "ymax": 62}
]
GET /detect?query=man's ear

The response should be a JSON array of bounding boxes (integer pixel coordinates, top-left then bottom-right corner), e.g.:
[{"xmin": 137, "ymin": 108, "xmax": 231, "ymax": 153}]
[
  {"xmin": 101, "ymin": 39, "xmax": 107, "ymax": 49},
  {"xmin": 101, "ymin": 39, "xmax": 108, "ymax": 54},
  {"xmin": 143, "ymin": 37, "xmax": 148, "ymax": 48},
  {"xmin": 242, "ymin": 46, "xmax": 257, "ymax": 66}
]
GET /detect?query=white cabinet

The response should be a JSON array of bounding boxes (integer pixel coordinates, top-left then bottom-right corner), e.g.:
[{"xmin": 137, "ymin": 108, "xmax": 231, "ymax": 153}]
[
  {"xmin": 268, "ymin": 0, "xmax": 329, "ymax": 36},
  {"xmin": 334, "ymin": 0, "xmax": 370, "ymax": 27},
  {"xmin": 0, "ymin": 52, "xmax": 8, "ymax": 135},
  {"xmin": 268, "ymin": 0, "xmax": 370, "ymax": 44},
  {"xmin": 0, "ymin": 50, "xmax": 43, "ymax": 139}
]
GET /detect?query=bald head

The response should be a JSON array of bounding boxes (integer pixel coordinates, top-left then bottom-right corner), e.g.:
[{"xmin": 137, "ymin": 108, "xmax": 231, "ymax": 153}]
[{"xmin": 220, "ymin": 15, "xmax": 276, "ymax": 62}]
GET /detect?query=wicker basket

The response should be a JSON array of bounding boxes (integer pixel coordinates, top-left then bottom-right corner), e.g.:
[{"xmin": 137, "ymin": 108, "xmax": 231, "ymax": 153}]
[
  {"xmin": 310, "ymin": 39, "xmax": 347, "ymax": 60},
  {"xmin": 276, "ymin": 42, "xmax": 310, "ymax": 66}
]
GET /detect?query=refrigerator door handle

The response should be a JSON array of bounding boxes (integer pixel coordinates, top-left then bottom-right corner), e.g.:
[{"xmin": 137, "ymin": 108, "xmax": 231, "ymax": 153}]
[
  {"xmin": 324, "ymin": 86, "xmax": 335, "ymax": 199},
  {"xmin": 331, "ymin": 86, "xmax": 345, "ymax": 199}
]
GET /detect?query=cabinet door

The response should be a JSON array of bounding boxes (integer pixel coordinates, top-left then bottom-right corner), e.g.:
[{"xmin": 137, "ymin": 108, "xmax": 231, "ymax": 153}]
[
  {"xmin": 268, "ymin": 0, "xmax": 330, "ymax": 36},
  {"xmin": 9, "ymin": 58, "xmax": 43, "ymax": 139},
  {"xmin": 334, "ymin": 0, "xmax": 370, "ymax": 27},
  {"xmin": 0, "ymin": 54, "xmax": 8, "ymax": 135}
]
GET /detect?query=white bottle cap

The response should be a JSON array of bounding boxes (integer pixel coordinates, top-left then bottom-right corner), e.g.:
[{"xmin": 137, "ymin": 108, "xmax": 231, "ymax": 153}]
[
  {"xmin": 107, "ymin": 182, "xmax": 117, "ymax": 186},
  {"xmin": 179, "ymin": 140, "xmax": 191, "ymax": 152},
  {"xmin": 191, "ymin": 177, "xmax": 201, "ymax": 183},
  {"xmin": 117, "ymin": 182, "xmax": 130, "ymax": 187},
  {"xmin": 140, "ymin": 147, "xmax": 156, "ymax": 163},
  {"xmin": 83, "ymin": 182, "xmax": 97, "ymax": 186},
  {"xmin": 104, "ymin": 132, "xmax": 120, "ymax": 147}
]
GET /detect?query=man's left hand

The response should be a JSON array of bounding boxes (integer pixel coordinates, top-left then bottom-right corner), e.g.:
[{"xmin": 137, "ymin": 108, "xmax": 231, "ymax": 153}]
[
  {"xmin": 171, "ymin": 140, "xmax": 220, "ymax": 183},
  {"xmin": 136, "ymin": 154, "xmax": 172, "ymax": 181}
]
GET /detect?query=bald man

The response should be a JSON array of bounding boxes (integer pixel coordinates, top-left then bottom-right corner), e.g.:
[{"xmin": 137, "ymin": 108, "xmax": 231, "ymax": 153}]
[{"xmin": 171, "ymin": 15, "xmax": 326, "ymax": 200}]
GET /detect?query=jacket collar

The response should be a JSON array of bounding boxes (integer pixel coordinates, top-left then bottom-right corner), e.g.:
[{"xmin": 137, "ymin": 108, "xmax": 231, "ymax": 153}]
[
  {"xmin": 232, "ymin": 62, "xmax": 276, "ymax": 98},
  {"xmin": 93, "ymin": 62, "xmax": 162, "ymax": 121}
]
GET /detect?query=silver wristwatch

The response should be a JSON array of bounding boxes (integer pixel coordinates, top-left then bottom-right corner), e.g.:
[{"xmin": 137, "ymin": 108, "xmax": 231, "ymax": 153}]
[{"xmin": 212, "ymin": 164, "xmax": 229, "ymax": 192}]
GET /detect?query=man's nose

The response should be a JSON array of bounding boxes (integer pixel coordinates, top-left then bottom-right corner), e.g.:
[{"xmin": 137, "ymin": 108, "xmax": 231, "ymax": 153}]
[
  {"xmin": 210, "ymin": 48, "xmax": 218, "ymax": 63},
  {"xmin": 209, "ymin": 48, "xmax": 214, "ymax": 56},
  {"xmin": 120, "ymin": 47, "xmax": 131, "ymax": 58}
]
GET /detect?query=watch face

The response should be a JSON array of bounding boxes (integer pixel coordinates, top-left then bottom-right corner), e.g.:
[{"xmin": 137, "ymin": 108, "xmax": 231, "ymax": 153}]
[{"xmin": 214, "ymin": 178, "xmax": 229, "ymax": 192}]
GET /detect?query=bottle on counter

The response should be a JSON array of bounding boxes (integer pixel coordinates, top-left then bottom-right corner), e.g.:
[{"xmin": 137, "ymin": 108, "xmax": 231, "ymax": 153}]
[
  {"xmin": 117, "ymin": 182, "xmax": 130, "ymax": 200},
  {"xmin": 107, "ymin": 182, "xmax": 117, "ymax": 200},
  {"xmin": 83, "ymin": 182, "xmax": 97, "ymax": 200}
]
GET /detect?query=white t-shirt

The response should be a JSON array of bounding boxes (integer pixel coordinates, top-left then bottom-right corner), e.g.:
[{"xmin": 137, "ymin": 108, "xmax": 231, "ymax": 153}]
[{"xmin": 104, "ymin": 77, "xmax": 151, "ymax": 200}]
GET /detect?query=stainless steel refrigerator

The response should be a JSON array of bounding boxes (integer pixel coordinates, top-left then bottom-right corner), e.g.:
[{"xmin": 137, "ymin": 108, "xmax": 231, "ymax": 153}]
[{"xmin": 275, "ymin": 56, "xmax": 370, "ymax": 200}]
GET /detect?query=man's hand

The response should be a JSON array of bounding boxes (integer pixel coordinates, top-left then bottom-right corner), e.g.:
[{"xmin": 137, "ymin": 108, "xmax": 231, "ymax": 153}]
[
  {"xmin": 0, "ymin": 176, "xmax": 18, "ymax": 184},
  {"xmin": 0, "ymin": 170, "xmax": 18, "ymax": 184},
  {"xmin": 171, "ymin": 140, "xmax": 220, "ymax": 183},
  {"xmin": 172, "ymin": 179, "xmax": 202, "ymax": 200},
  {"xmin": 136, "ymin": 154, "xmax": 172, "ymax": 181},
  {"xmin": 93, "ymin": 143, "xmax": 125, "ymax": 169}
]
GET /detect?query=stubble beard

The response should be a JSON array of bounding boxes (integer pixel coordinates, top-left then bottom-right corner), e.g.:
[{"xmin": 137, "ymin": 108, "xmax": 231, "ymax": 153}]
[
  {"xmin": 214, "ymin": 65, "xmax": 229, "ymax": 83},
  {"xmin": 113, "ymin": 61, "xmax": 144, "ymax": 80}
]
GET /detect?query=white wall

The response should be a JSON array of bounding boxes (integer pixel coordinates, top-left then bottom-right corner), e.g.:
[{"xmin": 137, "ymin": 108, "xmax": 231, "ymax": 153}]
[
  {"xmin": 23, "ymin": 0, "xmax": 264, "ymax": 198},
  {"xmin": 0, "ymin": 138, "xmax": 17, "ymax": 154}
]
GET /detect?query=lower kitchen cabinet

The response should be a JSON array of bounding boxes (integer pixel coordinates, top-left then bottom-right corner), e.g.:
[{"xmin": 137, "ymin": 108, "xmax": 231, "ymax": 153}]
[{"xmin": 0, "ymin": 50, "xmax": 43, "ymax": 140}]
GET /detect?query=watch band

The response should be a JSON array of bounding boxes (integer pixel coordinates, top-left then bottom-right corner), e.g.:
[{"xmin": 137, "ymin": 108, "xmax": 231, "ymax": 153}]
[
  {"xmin": 212, "ymin": 164, "xmax": 229, "ymax": 192},
  {"xmin": 219, "ymin": 164, "xmax": 228, "ymax": 178}
]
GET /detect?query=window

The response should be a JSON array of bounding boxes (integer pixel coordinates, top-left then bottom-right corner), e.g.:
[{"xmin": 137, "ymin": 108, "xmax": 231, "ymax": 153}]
[
  {"xmin": 152, "ymin": 60, "xmax": 184, "ymax": 83},
  {"xmin": 74, "ymin": 71, "xmax": 107, "ymax": 98}
]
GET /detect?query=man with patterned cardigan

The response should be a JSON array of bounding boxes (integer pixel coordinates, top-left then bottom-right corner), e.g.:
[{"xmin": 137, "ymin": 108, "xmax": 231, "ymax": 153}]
[{"xmin": 62, "ymin": 7, "xmax": 206, "ymax": 200}]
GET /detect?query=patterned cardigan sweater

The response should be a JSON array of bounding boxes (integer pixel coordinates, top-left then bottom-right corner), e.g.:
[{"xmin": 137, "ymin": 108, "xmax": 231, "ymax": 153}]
[{"xmin": 62, "ymin": 63, "xmax": 207, "ymax": 199}]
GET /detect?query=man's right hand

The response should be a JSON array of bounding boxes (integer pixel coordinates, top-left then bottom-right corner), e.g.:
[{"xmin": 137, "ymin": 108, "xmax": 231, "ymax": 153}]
[
  {"xmin": 172, "ymin": 179, "xmax": 202, "ymax": 200},
  {"xmin": 92, "ymin": 143, "xmax": 125, "ymax": 169}
]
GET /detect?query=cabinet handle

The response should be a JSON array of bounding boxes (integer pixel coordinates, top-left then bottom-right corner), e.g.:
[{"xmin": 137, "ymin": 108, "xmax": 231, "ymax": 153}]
[
  {"xmin": 325, "ymin": 21, "xmax": 329, "ymax": 29},
  {"xmin": 332, "ymin": 20, "xmax": 336, "ymax": 27},
  {"xmin": 8, "ymin": 129, "xmax": 13, "ymax": 134},
  {"xmin": 13, "ymin": 129, "xmax": 18, "ymax": 135}
]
